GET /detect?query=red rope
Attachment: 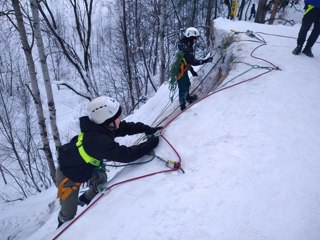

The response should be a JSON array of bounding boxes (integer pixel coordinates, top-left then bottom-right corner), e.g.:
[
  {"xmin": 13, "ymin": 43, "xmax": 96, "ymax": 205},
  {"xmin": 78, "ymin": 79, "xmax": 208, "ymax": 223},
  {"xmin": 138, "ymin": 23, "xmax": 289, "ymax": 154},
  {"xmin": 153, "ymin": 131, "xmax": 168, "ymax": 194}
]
[{"xmin": 52, "ymin": 132, "xmax": 182, "ymax": 240}]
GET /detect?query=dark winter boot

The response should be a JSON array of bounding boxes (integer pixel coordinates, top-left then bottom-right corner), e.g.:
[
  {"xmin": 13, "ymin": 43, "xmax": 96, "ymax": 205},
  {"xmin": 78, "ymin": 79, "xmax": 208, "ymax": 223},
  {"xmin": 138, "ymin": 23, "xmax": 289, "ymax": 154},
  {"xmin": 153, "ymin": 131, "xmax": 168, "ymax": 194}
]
[
  {"xmin": 180, "ymin": 104, "xmax": 186, "ymax": 111},
  {"xmin": 302, "ymin": 47, "xmax": 314, "ymax": 58},
  {"xmin": 78, "ymin": 192, "xmax": 91, "ymax": 206},
  {"xmin": 186, "ymin": 94, "xmax": 198, "ymax": 104},
  {"xmin": 57, "ymin": 217, "xmax": 64, "ymax": 229},
  {"xmin": 292, "ymin": 45, "xmax": 302, "ymax": 55}
]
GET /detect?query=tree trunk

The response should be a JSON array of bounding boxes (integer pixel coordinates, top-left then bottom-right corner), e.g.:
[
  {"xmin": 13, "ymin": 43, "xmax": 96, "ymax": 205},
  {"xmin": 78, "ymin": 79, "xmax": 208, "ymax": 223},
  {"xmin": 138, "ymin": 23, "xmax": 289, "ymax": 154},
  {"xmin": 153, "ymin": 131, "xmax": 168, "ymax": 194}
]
[
  {"xmin": 214, "ymin": 0, "xmax": 218, "ymax": 19},
  {"xmin": 121, "ymin": 0, "xmax": 135, "ymax": 107},
  {"xmin": 159, "ymin": 0, "xmax": 166, "ymax": 84},
  {"xmin": 11, "ymin": 0, "xmax": 56, "ymax": 183},
  {"xmin": 170, "ymin": 0, "xmax": 183, "ymax": 29},
  {"xmin": 244, "ymin": 0, "xmax": 252, "ymax": 20},
  {"xmin": 237, "ymin": 0, "xmax": 246, "ymax": 20},
  {"xmin": 0, "ymin": 164, "xmax": 7, "ymax": 185},
  {"xmin": 190, "ymin": 0, "xmax": 197, "ymax": 26},
  {"xmin": 205, "ymin": 0, "xmax": 214, "ymax": 48},
  {"xmin": 255, "ymin": 0, "xmax": 268, "ymax": 23},
  {"xmin": 224, "ymin": 0, "xmax": 232, "ymax": 19},
  {"xmin": 29, "ymin": 0, "xmax": 61, "ymax": 151},
  {"xmin": 268, "ymin": 0, "xmax": 280, "ymax": 24}
]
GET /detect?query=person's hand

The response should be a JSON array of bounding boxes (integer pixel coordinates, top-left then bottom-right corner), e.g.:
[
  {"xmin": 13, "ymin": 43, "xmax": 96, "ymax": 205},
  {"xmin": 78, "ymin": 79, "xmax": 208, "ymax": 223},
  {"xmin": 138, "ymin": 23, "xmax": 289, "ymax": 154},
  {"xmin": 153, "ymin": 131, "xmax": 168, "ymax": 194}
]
[
  {"xmin": 205, "ymin": 57, "xmax": 213, "ymax": 63},
  {"xmin": 190, "ymin": 68, "xmax": 198, "ymax": 77},
  {"xmin": 145, "ymin": 126, "xmax": 163, "ymax": 135},
  {"xmin": 146, "ymin": 135, "xmax": 159, "ymax": 149}
]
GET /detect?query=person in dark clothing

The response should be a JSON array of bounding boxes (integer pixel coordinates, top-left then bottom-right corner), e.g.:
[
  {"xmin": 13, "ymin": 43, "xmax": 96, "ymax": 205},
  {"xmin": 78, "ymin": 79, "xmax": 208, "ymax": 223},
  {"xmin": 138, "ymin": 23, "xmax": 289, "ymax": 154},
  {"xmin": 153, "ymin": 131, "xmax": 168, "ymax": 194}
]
[
  {"xmin": 249, "ymin": 4, "xmax": 256, "ymax": 20},
  {"xmin": 177, "ymin": 27, "xmax": 213, "ymax": 111},
  {"xmin": 56, "ymin": 96, "xmax": 161, "ymax": 228},
  {"xmin": 292, "ymin": 0, "xmax": 320, "ymax": 57}
]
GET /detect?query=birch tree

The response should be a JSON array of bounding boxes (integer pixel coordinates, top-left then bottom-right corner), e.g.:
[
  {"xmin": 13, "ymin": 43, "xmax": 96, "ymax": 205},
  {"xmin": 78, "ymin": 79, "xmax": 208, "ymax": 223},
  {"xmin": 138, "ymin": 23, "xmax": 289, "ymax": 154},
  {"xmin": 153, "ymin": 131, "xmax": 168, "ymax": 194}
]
[
  {"xmin": 30, "ymin": 0, "xmax": 61, "ymax": 151},
  {"xmin": 11, "ymin": 0, "xmax": 56, "ymax": 182}
]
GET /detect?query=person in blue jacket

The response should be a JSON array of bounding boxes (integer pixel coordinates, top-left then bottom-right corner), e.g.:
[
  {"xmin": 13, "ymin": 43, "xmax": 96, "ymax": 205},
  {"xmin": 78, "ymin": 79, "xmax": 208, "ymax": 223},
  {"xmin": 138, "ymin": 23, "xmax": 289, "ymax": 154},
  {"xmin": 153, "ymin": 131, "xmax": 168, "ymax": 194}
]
[
  {"xmin": 56, "ymin": 96, "xmax": 161, "ymax": 228},
  {"xmin": 292, "ymin": 0, "xmax": 320, "ymax": 57}
]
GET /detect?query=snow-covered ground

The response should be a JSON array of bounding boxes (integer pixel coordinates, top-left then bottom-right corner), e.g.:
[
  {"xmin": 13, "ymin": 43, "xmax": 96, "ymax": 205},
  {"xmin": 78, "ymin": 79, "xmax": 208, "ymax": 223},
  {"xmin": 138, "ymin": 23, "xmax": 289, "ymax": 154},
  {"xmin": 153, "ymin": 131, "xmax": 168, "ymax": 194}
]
[{"xmin": 1, "ymin": 11, "xmax": 320, "ymax": 240}]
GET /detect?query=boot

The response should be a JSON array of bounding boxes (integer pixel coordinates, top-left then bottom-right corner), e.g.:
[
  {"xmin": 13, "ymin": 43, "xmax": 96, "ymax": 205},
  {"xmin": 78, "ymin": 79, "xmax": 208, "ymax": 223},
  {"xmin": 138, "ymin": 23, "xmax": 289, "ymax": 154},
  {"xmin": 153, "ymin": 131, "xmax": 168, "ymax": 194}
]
[
  {"xmin": 78, "ymin": 192, "xmax": 91, "ymax": 206},
  {"xmin": 180, "ymin": 104, "xmax": 186, "ymax": 111},
  {"xmin": 302, "ymin": 47, "xmax": 314, "ymax": 57},
  {"xmin": 292, "ymin": 45, "xmax": 302, "ymax": 55},
  {"xmin": 186, "ymin": 94, "xmax": 198, "ymax": 104},
  {"xmin": 57, "ymin": 217, "xmax": 64, "ymax": 229}
]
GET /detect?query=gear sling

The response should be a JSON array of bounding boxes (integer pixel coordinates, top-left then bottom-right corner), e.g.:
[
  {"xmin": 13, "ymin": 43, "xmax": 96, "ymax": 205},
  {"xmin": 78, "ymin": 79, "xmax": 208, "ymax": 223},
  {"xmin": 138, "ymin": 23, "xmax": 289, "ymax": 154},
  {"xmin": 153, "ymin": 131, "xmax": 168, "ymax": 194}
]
[
  {"xmin": 177, "ymin": 57, "xmax": 191, "ymax": 80},
  {"xmin": 57, "ymin": 132, "xmax": 101, "ymax": 201}
]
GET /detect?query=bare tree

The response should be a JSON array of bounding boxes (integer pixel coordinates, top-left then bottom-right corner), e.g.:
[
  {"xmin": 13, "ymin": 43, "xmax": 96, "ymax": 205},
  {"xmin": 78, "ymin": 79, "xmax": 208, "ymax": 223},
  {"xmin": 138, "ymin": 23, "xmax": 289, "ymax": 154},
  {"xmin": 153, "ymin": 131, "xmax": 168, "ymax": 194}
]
[
  {"xmin": 159, "ymin": 0, "xmax": 166, "ymax": 84},
  {"xmin": 0, "ymin": 163, "xmax": 28, "ymax": 199},
  {"xmin": 11, "ymin": 0, "xmax": 56, "ymax": 182},
  {"xmin": 205, "ymin": 0, "xmax": 214, "ymax": 48},
  {"xmin": 38, "ymin": 0, "xmax": 96, "ymax": 99},
  {"xmin": 0, "ymin": 86, "xmax": 51, "ymax": 199},
  {"xmin": 237, "ymin": 0, "xmax": 247, "ymax": 20},
  {"xmin": 255, "ymin": 0, "xmax": 268, "ymax": 23},
  {"xmin": 0, "ymin": 92, "xmax": 27, "ymax": 176},
  {"xmin": 268, "ymin": 0, "xmax": 281, "ymax": 24},
  {"xmin": 120, "ymin": 0, "xmax": 135, "ymax": 108},
  {"xmin": 0, "ymin": 164, "xmax": 7, "ymax": 185},
  {"xmin": 29, "ymin": 0, "xmax": 61, "ymax": 151}
]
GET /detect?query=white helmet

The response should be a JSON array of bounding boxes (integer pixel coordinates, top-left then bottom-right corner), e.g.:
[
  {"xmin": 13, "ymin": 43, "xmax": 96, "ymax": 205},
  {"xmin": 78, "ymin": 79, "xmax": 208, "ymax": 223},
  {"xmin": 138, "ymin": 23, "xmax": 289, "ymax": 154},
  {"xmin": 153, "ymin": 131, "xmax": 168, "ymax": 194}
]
[
  {"xmin": 184, "ymin": 27, "xmax": 200, "ymax": 38},
  {"xmin": 88, "ymin": 96, "xmax": 122, "ymax": 124}
]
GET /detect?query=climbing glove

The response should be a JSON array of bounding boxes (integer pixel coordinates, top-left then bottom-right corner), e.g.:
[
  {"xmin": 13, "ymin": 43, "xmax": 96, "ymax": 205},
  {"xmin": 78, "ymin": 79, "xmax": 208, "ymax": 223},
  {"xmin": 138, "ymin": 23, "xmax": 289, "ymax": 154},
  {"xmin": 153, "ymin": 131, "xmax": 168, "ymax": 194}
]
[
  {"xmin": 146, "ymin": 135, "xmax": 159, "ymax": 149},
  {"xmin": 190, "ymin": 67, "xmax": 198, "ymax": 77},
  {"xmin": 204, "ymin": 57, "xmax": 213, "ymax": 63},
  {"xmin": 145, "ymin": 126, "xmax": 163, "ymax": 135}
]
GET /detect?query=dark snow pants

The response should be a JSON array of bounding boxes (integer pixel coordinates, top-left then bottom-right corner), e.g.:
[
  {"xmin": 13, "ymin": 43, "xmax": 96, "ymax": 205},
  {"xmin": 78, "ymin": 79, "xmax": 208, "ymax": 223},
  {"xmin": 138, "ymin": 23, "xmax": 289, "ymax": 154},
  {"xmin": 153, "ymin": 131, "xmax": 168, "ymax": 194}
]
[
  {"xmin": 56, "ymin": 167, "xmax": 107, "ymax": 223},
  {"xmin": 177, "ymin": 73, "xmax": 191, "ymax": 108},
  {"xmin": 297, "ymin": 7, "xmax": 320, "ymax": 49}
]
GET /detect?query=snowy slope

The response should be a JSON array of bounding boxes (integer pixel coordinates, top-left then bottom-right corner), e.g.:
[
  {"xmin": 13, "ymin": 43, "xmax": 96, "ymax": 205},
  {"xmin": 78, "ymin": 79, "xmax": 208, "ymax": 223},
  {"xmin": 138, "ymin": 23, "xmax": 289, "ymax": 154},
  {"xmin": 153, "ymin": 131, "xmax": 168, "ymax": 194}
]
[{"xmin": 1, "ymin": 16, "xmax": 320, "ymax": 240}]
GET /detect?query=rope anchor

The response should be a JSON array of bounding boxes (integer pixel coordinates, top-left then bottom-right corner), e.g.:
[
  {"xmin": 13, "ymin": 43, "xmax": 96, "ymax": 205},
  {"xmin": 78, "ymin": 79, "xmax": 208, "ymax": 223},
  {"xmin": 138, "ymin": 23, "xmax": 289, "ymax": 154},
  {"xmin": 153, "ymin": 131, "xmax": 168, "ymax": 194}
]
[{"xmin": 155, "ymin": 155, "xmax": 185, "ymax": 173}]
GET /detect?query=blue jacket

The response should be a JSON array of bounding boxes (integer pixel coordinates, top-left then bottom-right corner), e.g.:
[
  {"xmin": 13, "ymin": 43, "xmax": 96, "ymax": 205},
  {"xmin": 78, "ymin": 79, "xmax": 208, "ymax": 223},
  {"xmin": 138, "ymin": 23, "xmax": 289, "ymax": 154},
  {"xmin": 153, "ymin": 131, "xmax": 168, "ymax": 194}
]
[{"xmin": 305, "ymin": 0, "xmax": 320, "ymax": 8}]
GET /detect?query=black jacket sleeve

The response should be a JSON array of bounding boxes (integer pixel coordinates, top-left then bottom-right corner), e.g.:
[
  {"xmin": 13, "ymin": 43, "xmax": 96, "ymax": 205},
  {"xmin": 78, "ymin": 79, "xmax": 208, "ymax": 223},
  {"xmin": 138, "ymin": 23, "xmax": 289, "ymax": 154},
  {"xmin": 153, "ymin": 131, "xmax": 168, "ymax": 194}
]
[
  {"xmin": 114, "ymin": 121, "xmax": 153, "ymax": 137},
  {"xmin": 96, "ymin": 137, "xmax": 158, "ymax": 163},
  {"xmin": 183, "ymin": 47, "xmax": 203, "ymax": 66},
  {"xmin": 178, "ymin": 39, "xmax": 203, "ymax": 66}
]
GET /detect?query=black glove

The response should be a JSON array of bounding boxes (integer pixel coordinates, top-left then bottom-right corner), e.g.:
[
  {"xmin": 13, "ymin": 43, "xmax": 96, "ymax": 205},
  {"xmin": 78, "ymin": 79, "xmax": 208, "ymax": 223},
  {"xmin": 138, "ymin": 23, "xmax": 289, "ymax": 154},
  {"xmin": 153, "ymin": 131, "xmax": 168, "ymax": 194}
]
[
  {"xmin": 190, "ymin": 67, "xmax": 198, "ymax": 77},
  {"xmin": 146, "ymin": 135, "xmax": 159, "ymax": 149},
  {"xmin": 204, "ymin": 57, "xmax": 213, "ymax": 63},
  {"xmin": 145, "ymin": 126, "xmax": 163, "ymax": 135}
]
